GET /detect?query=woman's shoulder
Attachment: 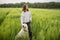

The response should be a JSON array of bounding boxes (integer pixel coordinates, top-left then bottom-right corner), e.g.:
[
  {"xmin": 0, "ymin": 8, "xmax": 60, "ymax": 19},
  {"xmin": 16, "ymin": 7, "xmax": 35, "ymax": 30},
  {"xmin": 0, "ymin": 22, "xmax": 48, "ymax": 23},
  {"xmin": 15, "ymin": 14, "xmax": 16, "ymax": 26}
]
[
  {"xmin": 21, "ymin": 11, "xmax": 25, "ymax": 14},
  {"xmin": 27, "ymin": 11, "xmax": 31, "ymax": 13}
]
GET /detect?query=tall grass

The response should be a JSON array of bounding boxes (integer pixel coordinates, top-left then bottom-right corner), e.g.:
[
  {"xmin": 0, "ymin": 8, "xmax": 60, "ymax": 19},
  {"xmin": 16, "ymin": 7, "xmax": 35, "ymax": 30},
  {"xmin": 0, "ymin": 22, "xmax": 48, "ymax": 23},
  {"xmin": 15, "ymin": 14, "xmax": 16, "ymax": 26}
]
[{"xmin": 0, "ymin": 8, "xmax": 60, "ymax": 40}]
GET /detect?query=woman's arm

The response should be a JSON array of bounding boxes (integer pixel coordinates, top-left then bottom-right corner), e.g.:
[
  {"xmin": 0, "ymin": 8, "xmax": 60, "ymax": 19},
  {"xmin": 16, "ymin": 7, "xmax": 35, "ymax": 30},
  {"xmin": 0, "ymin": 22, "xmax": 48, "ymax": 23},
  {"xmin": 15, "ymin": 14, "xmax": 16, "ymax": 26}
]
[{"xmin": 21, "ymin": 12, "xmax": 23, "ymax": 25}]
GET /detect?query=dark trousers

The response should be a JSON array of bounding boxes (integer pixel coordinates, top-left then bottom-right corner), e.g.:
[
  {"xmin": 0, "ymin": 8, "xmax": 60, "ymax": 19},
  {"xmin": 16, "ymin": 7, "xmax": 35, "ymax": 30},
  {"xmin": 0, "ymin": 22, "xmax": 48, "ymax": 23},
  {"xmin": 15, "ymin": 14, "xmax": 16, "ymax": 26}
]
[{"xmin": 24, "ymin": 22, "xmax": 32, "ymax": 40}]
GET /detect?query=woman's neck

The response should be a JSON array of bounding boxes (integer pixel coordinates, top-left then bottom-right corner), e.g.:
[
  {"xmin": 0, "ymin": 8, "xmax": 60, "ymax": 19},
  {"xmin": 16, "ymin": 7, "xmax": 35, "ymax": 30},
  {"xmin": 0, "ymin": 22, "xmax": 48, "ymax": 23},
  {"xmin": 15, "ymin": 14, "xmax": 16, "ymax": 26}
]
[{"xmin": 24, "ymin": 10, "xmax": 28, "ymax": 12}]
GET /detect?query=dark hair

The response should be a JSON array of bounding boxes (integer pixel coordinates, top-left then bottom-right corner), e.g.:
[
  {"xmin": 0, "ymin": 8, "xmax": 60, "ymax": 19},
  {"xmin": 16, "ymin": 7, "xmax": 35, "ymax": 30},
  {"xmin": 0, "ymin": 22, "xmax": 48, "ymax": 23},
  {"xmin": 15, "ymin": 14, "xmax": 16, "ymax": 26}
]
[{"xmin": 22, "ymin": 4, "xmax": 29, "ymax": 12}]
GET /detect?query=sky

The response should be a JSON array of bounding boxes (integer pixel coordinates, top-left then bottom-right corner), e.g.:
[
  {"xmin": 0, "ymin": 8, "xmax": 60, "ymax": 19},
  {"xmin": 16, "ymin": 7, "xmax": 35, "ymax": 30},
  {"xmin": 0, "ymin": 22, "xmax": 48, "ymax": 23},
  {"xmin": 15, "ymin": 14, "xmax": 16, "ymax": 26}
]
[{"xmin": 0, "ymin": 0, "xmax": 60, "ymax": 4}]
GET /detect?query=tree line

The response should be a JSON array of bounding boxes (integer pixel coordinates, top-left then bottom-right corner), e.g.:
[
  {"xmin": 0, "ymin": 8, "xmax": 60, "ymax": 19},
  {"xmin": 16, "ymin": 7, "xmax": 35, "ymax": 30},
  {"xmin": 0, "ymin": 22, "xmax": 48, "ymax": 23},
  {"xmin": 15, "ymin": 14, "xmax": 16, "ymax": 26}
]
[{"xmin": 0, "ymin": 2, "xmax": 60, "ymax": 8}]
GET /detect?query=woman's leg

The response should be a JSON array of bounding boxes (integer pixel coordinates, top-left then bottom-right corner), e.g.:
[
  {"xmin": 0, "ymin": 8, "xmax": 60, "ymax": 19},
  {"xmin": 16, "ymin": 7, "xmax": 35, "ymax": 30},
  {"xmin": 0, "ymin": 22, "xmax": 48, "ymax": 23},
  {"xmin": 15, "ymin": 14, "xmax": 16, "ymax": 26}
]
[{"xmin": 27, "ymin": 22, "xmax": 32, "ymax": 40}]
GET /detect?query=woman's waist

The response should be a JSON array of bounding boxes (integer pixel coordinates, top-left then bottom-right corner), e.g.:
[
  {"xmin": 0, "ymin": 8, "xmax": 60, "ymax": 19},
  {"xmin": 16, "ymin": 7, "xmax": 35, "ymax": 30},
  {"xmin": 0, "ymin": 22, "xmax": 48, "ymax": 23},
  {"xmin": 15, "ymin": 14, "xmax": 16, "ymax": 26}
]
[
  {"xmin": 23, "ymin": 20, "xmax": 29, "ymax": 22},
  {"xmin": 23, "ymin": 22, "xmax": 30, "ymax": 24}
]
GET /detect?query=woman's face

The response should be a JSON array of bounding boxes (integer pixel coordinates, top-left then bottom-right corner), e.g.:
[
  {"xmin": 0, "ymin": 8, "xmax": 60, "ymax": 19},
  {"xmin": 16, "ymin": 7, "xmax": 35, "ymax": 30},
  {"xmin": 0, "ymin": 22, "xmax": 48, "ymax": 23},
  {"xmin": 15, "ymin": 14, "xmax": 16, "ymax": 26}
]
[{"xmin": 23, "ymin": 4, "xmax": 29, "ymax": 12}]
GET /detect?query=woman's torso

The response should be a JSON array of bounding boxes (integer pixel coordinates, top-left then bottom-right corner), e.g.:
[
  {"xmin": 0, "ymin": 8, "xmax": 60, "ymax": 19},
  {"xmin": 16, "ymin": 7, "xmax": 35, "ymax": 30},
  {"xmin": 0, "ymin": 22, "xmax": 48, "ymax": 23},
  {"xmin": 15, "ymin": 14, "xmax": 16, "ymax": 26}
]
[{"xmin": 22, "ymin": 11, "xmax": 30, "ymax": 23}]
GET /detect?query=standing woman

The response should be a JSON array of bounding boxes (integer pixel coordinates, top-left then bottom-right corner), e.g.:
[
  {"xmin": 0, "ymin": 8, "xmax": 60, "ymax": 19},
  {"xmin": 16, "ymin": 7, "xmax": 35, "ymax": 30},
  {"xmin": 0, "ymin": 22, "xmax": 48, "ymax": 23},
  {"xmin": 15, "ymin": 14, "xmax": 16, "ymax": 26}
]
[{"xmin": 21, "ymin": 4, "xmax": 32, "ymax": 40}]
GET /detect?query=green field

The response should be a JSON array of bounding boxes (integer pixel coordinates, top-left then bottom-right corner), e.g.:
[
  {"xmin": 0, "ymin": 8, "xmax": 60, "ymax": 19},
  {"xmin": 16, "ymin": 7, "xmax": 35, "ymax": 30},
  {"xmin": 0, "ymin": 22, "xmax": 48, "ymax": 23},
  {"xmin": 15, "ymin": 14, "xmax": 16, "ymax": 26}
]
[{"xmin": 0, "ymin": 8, "xmax": 60, "ymax": 40}]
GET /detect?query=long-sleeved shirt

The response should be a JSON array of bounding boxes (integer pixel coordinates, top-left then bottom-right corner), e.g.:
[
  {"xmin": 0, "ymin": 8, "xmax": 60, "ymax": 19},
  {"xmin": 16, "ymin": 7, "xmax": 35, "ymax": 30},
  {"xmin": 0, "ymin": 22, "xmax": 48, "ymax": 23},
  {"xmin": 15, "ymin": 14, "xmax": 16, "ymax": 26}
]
[{"xmin": 21, "ymin": 11, "xmax": 32, "ymax": 25}]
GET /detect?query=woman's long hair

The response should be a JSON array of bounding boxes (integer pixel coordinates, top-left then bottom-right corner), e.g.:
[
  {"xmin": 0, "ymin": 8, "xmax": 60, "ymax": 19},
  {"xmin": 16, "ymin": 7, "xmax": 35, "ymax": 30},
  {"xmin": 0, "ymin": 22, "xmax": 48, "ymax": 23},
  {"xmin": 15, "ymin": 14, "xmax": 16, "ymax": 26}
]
[{"xmin": 22, "ymin": 4, "xmax": 29, "ymax": 12}]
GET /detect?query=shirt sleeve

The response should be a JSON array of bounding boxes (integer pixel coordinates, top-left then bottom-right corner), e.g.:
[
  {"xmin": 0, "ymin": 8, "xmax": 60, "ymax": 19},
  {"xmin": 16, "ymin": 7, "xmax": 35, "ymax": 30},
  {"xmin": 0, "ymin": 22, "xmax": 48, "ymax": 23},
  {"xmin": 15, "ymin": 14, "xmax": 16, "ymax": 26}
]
[{"xmin": 21, "ymin": 12, "xmax": 23, "ymax": 25}]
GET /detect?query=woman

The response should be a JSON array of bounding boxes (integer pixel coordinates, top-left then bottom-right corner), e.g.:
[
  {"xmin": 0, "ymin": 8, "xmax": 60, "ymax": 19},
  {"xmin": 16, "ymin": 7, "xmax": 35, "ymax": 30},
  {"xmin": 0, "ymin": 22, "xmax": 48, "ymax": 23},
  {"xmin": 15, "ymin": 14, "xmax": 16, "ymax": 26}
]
[{"xmin": 21, "ymin": 4, "xmax": 32, "ymax": 40}]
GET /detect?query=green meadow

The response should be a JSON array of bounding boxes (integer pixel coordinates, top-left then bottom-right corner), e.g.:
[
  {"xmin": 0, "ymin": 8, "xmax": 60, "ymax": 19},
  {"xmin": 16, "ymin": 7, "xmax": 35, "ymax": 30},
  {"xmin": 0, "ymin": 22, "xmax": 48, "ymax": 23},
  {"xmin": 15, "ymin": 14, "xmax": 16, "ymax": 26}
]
[{"xmin": 0, "ymin": 8, "xmax": 60, "ymax": 40}]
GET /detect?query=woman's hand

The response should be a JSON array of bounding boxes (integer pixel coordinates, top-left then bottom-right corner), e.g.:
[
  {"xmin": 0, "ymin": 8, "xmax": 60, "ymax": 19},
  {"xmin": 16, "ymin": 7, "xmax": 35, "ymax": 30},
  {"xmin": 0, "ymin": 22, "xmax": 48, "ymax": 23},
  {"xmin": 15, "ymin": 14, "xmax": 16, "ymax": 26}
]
[{"xmin": 22, "ymin": 25, "xmax": 27, "ymax": 31}]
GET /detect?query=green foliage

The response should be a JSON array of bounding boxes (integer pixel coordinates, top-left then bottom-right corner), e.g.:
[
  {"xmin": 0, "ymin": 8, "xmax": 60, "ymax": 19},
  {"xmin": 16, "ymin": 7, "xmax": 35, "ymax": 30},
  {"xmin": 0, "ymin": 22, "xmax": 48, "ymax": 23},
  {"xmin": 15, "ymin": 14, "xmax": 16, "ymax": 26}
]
[{"xmin": 0, "ymin": 2, "xmax": 60, "ymax": 8}]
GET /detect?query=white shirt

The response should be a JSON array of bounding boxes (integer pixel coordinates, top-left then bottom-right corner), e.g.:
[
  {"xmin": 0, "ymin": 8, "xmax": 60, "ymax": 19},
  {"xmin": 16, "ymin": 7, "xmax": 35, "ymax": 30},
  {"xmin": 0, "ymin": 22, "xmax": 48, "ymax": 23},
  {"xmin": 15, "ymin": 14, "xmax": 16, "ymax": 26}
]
[{"xmin": 20, "ymin": 11, "xmax": 32, "ymax": 25}]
